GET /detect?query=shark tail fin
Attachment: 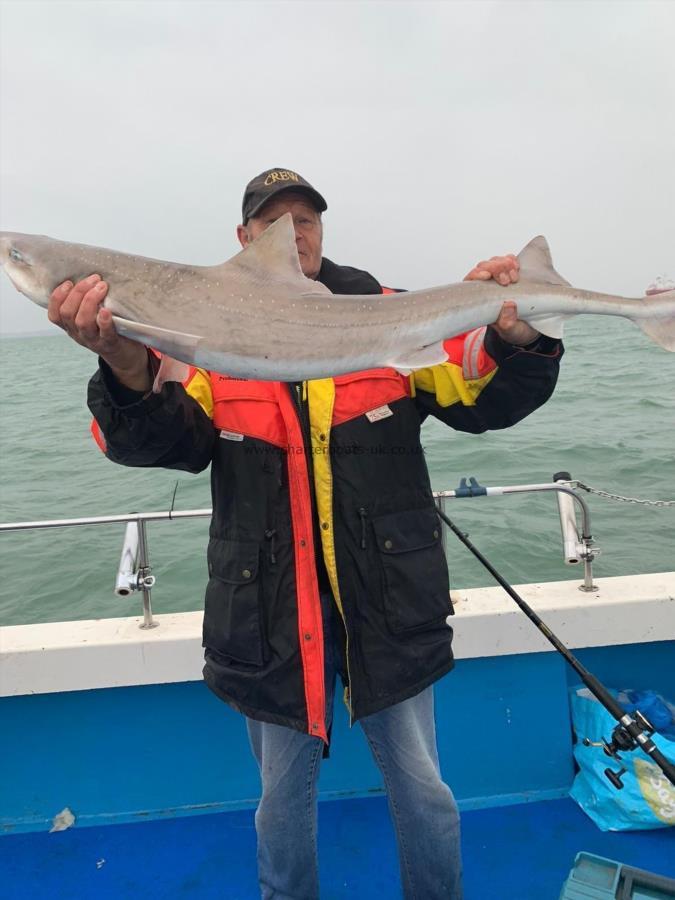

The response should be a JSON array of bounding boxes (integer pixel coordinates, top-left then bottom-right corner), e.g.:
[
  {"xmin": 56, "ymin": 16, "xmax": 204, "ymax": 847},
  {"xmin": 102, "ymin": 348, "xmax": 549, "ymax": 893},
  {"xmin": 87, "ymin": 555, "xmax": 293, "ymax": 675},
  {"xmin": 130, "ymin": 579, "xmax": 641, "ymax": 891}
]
[{"xmin": 635, "ymin": 289, "xmax": 675, "ymax": 351}]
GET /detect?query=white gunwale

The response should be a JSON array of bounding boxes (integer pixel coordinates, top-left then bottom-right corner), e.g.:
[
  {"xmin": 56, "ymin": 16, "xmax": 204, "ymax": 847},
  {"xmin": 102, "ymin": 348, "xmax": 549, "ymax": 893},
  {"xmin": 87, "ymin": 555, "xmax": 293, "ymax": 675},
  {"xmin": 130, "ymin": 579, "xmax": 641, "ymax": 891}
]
[{"xmin": 1, "ymin": 572, "xmax": 673, "ymax": 698}]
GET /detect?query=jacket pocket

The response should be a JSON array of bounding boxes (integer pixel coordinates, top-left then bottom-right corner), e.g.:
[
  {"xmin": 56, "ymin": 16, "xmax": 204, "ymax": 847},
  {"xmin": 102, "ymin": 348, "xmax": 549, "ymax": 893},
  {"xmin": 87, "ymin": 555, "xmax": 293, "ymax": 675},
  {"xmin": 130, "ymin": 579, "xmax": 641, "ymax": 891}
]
[
  {"xmin": 211, "ymin": 377, "xmax": 287, "ymax": 449},
  {"xmin": 371, "ymin": 507, "xmax": 451, "ymax": 634},
  {"xmin": 203, "ymin": 538, "xmax": 264, "ymax": 665}
]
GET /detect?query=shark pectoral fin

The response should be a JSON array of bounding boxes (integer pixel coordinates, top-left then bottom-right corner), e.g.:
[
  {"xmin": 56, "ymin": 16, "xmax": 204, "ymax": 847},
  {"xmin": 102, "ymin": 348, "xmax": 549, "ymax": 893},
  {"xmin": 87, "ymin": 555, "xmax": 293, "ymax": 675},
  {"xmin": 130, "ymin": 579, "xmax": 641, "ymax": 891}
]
[
  {"xmin": 152, "ymin": 355, "xmax": 191, "ymax": 393},
  {"xmin": 524, "ymin": 313, "xmax": 570, "ymax": 340},
  {"xmin": 389, "ymin": 340, "xmax": 449, "ymax": 375},
  {"xmin": 517, "ymin": 236, "xmax": 571, "ymax": 286},
  {"xmin": 111, "ymin": 315, "xmax": 203, "ymax": 367}
]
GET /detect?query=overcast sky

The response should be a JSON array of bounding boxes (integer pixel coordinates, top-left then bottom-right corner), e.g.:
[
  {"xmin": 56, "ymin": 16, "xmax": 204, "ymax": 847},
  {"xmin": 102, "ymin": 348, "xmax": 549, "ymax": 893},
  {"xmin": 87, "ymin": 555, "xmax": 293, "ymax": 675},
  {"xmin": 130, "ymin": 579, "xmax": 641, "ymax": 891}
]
[{"xmin": 1, "ymin": 0, "xmax": 674, "ymax": 334}]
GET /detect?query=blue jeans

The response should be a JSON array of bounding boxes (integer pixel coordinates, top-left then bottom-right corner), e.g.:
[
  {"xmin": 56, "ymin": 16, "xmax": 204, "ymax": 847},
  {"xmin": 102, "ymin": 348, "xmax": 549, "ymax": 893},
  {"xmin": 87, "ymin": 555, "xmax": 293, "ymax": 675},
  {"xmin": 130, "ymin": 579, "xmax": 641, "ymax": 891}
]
[{"xmin": 246, "ymin": 595, "xmax": 462, "ymax": 900}]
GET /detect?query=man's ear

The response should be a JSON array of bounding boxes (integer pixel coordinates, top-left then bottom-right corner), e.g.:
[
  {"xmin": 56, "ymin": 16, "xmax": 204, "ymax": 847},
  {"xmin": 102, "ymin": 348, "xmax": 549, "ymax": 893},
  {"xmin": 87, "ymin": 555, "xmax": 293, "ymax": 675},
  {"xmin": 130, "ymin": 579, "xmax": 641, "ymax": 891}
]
[{"xmin": 236, "ymin": 224, "xmax": 250, "ymax": 249}]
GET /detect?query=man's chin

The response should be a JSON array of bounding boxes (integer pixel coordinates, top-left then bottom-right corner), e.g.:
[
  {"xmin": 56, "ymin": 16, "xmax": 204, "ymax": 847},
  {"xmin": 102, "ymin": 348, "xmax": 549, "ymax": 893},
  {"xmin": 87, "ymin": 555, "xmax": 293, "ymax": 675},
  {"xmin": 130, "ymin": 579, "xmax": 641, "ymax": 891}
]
[{"xmin": 299, "ymin": 258, "xmax": 320, "ymax": 280}]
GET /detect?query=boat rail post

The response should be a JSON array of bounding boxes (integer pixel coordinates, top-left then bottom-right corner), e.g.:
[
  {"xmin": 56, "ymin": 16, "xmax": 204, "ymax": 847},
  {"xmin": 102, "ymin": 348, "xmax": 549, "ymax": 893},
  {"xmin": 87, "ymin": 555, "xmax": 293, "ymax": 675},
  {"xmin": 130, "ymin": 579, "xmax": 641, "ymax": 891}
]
[
  {"xmin": 580, "ymin": 536, "xmax": 598, "ymax": 593},
  {"xmin": 136, "ymin": 517, "xmax": 158, "ymax": 629}
]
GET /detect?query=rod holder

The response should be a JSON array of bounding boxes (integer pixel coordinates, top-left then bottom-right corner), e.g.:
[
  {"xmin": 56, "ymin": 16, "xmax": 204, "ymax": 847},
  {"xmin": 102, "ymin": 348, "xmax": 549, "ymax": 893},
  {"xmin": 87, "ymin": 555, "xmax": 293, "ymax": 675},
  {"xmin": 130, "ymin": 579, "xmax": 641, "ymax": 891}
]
[
  {"xmin": 552, "ymin": 472, "xmax": 599, "ymax": 592},
  {"xmin": 114, "ymin": 519, "xmax": 157, "ymax": 628},
  {"xmin": 115, "ymin": 521, "xmax": 140, "ymax": 596},
  {"xmin": 554, "ymin": 471, "xmax": 584, "ymax": 564}
]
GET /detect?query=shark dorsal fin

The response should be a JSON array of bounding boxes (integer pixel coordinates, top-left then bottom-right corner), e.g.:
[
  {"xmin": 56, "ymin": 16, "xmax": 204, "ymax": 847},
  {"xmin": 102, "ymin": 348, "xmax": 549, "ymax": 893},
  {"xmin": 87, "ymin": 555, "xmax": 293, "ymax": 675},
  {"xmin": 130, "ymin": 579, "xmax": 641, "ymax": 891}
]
[
  {"xmin": 517, "ymin": 235, "xmax": 571, "ymax": 287},
  {"xmin": 229, "ymin": 212, "xmax": 330, "ymax": 294}
]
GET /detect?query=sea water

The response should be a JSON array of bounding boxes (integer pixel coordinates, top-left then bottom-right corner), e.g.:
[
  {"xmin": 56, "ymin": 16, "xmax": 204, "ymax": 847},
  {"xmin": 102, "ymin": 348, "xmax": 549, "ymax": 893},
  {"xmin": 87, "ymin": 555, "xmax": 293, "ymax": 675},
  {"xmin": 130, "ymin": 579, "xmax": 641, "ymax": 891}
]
[{"xmin": 0, "ymin": 318, "xmax": 673, "ymax": 626}]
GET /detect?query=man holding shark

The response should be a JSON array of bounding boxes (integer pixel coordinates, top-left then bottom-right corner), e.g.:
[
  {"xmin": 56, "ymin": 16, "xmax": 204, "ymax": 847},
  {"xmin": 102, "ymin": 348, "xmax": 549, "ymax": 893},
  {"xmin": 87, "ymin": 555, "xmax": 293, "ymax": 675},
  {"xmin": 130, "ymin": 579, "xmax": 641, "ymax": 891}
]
[{"xmin": 48, "ymin": 169, "xmax": 562, "ymax": 899}]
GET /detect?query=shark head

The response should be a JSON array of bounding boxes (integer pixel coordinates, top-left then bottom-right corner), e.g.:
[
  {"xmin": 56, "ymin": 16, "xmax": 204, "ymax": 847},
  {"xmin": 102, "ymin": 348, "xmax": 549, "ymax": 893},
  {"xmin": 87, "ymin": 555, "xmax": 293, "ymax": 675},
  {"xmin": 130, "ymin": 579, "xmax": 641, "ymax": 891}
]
[{"xmin": 0, "ymin": 232, "xmax": 63, "ymax": 308}]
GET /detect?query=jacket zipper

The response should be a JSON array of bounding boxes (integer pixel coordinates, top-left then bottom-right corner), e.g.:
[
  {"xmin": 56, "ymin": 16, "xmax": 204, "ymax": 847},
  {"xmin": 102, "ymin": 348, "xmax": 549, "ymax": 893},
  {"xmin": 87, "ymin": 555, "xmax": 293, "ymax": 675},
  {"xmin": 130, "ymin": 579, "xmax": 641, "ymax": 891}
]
[{"xmin": 289, "ymin": 382, "xmax": 355, "ymax": 725}]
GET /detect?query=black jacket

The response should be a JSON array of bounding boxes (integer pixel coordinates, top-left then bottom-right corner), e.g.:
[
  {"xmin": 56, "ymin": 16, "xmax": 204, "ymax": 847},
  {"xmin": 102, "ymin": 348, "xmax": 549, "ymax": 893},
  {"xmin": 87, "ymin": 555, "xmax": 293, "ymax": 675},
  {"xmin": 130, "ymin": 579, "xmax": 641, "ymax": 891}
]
[{"xmin": 88, "ymin": 258, "xmax": 563, "ymax": 740}]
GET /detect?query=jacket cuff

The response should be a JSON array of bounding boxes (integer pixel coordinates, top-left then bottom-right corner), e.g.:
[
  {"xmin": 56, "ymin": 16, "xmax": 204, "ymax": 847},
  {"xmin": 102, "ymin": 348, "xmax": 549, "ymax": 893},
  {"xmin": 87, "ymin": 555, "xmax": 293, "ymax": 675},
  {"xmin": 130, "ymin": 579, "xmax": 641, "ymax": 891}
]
[
  {"xmin": 97, "ymin": 353, "xmax": 165, "ymax": 414},
  {"xmin": 485, "ymin": 326, "xmax": 561, "ymax": 362}
]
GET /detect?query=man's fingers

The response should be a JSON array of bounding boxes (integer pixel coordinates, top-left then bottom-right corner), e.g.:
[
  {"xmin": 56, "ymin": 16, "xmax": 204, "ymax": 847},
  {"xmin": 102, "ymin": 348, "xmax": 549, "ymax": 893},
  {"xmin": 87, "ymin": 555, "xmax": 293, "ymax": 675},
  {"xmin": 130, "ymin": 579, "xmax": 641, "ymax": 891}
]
[
  {"xmin": 492, "ymin": 300, "xmax": 539, "ymax": 345},
  {"xmin": 74, "ymin": 274, "xmax": 101, "ymax": 291},
  {"xmin": 465, "ymin": 254, "xmax": 520, "ymax": 283},
  {"xmin": 58, "ymin": 275, "xmax": 101, "ymax": 327},
  {"xmin": 47, "ymin": 280, "xmax": 74, "ymax": 325},
  {"xmin": 482, "ymin": 257, "xmax": 519, "ymax": 274},
  {"xmin": 464, "ymin": 267, "xmax": 492, "ymax": 281},
  {"xmin": 74, "ymin": 282, "xmax": 108, "ymax": 342},
  {"xmin": 497, "ymin": 300, "xmax": 517, "ymax": 325},
  {"xmin": 96, "ymin": 306, "xmax": 119, "ymax": 346},
  {"xmin": 47, "ymin": 275, "xmax": 108, "ymax": 351}
]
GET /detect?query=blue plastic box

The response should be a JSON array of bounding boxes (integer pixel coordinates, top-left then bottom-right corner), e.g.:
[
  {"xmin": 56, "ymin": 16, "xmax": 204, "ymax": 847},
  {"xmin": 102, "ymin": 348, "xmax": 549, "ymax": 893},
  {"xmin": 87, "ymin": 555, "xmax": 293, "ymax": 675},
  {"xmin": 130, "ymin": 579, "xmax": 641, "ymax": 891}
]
[{"xmin": 559, "ymin": 852, "xmax": 675, "ymax": 899}]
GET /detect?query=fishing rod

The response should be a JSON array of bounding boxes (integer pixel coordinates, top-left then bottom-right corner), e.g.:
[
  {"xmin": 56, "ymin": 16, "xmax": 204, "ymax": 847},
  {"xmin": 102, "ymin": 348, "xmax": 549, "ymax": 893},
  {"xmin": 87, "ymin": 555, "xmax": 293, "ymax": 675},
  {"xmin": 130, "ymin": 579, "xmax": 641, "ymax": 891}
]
[{"xmin": 436, "ymin": 506, "xmax": 675, "ymax": 790}]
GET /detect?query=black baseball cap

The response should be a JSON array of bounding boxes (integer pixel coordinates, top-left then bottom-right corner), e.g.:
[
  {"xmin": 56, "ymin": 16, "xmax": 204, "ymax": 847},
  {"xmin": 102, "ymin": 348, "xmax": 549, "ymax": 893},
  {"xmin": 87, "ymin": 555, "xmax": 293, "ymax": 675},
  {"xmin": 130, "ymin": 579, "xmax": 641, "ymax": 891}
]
[{"xmin": 241, "ymin": 168, "xmax": 327, "ymax": 224}]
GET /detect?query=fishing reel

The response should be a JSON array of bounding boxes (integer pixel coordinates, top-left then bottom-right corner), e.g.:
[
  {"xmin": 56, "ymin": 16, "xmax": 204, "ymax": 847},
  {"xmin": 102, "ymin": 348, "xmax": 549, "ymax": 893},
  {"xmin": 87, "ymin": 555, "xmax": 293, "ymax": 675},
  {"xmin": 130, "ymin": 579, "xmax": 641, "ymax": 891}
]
[{"xmin": 582, "ymin": 710, "xmax": 656, "ymax": 789}]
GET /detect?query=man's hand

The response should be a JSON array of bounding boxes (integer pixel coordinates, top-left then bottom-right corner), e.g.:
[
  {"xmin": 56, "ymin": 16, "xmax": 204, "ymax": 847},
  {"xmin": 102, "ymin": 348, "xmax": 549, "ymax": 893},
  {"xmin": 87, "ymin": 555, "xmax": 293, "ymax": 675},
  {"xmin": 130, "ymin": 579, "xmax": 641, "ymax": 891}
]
[
  {"xmin": 464, "ymin": 253, "xmax": 540, "ymax": 346},
  {"xmin": 48, "ymin": 275, "xmax": 151, "ymax": 391},
  {"xmin": 464, "ymin": 254, "xmax": 519, "ymax": 287}
]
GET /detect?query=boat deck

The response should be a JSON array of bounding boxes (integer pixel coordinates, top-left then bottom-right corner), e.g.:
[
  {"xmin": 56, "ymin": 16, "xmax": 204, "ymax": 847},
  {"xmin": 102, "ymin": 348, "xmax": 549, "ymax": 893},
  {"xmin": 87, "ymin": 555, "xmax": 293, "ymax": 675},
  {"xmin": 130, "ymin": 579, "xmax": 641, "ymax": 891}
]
[{"xmin": 2, "ymin": 796, "xmax": 673, "ymax": 899}]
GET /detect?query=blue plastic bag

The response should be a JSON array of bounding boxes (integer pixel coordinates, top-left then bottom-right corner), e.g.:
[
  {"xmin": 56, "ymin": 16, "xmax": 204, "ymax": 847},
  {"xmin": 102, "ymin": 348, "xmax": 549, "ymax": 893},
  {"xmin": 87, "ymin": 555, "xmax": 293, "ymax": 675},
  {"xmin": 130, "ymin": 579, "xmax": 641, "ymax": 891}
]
[{"xmin": 569, "ymin": 686, "xmax": 675, "ymax": 831}]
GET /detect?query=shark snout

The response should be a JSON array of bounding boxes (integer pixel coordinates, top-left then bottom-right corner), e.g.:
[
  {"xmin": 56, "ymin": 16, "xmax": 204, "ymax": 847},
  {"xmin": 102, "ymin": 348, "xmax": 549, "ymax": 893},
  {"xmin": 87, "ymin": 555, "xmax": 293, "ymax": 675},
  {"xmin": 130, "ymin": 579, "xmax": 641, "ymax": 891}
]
[
  {"xmin": 0, "ymin": 232, "xmax": 51, "ymax": 307},
  {"xmin": 0, "ymin": 232, "xmax": 13, "ymax": 267}
]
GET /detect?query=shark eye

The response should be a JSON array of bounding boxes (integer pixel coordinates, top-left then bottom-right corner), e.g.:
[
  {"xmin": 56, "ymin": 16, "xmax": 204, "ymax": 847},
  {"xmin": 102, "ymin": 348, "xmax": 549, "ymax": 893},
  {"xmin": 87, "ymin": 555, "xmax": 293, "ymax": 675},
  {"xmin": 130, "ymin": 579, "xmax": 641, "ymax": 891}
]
[{"xmin": 9, "ymin": 248, "xmax": 25, "ymax": 262}]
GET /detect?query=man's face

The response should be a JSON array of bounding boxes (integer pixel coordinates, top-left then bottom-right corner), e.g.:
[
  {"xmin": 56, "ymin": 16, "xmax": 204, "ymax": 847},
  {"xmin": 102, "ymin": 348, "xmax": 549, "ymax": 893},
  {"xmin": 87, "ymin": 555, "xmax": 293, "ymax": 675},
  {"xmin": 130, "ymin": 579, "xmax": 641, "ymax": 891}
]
[{"xmin": 237, "ymin": 192, "xmax": 323, "ymax": 280}]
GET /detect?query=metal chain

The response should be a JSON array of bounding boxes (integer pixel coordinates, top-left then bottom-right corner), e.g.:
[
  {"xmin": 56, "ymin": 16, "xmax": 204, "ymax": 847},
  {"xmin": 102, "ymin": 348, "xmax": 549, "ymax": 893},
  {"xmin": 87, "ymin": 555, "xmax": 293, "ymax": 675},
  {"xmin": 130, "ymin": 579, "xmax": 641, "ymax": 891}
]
[{"xmin": 575, "ymin": 482, "xmax": 675, "ymax": 508}]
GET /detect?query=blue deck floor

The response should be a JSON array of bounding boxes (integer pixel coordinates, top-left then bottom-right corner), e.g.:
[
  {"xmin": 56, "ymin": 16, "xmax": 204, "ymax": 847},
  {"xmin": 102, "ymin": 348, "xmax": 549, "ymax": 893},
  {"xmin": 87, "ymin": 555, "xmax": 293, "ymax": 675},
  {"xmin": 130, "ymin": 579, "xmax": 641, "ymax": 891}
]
[{"xmin": 2, "ymin": 797, "xmax": 673, "ymax": 899}]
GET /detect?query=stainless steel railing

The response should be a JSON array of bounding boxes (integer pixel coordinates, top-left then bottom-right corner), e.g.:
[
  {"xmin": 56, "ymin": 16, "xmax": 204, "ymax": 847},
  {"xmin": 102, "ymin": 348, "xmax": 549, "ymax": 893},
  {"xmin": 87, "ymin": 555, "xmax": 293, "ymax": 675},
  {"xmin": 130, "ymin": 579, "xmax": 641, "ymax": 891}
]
[
  {"xmin": 434, "ymin": 473, "xmax": 598, "ymax": 592},
  {"xmin": 0, "ymin": 474, "xmax": 598, "ymax": 627},
  {"xmin": 0, "ymin": 508, "xmax": 211, "ymax": 629}
]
